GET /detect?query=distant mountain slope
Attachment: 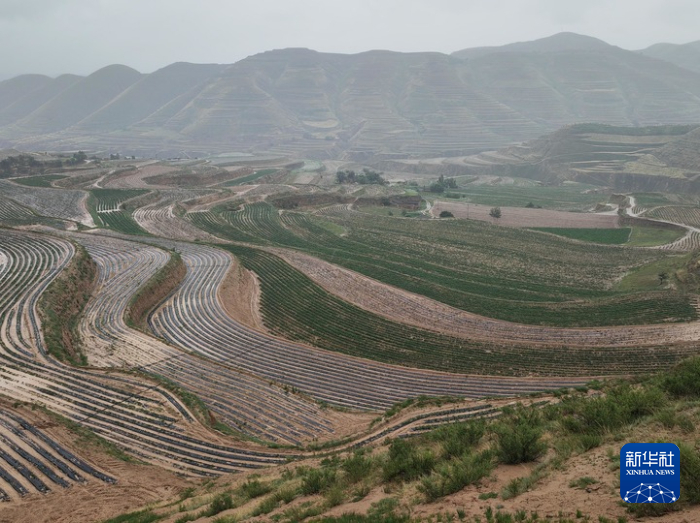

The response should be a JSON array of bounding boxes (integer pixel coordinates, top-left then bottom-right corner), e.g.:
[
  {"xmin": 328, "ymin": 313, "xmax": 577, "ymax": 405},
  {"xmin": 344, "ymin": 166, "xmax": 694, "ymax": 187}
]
[
  {"xmin": 383, "ymin": 124, "xmax": 700, "ymax": 193},
  {"xmin": 3, "ymin": 35, "xmax": 700, "ymax": 158},
  {"xmin": 7, "ymin": 65, "xmax": 142, "ymax": 135},
  {"xmin": 639, "ymin": 41, "xmax": 700, "ymax": 73},
  {"xmin": 0, "ymin": 75, "xmax": 53, "ymax": 115},
  {"xmin": 0, "ymin": 74, "xmax": 82, "ymax": 127},
  {"xmin": 74, "ymin": 62, "xmax": 226, "ymax": 133},
  {"xmin": 452, "ymin": 32, "xmax": 612, "ymax": 60}
]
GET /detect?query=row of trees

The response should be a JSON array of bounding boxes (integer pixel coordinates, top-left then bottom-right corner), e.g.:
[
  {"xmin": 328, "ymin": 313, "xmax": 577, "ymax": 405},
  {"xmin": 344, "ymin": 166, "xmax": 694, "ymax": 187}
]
[
  {"xmin": 336, "ymin": 168, "xmax": 387, "ymax": 185},
  {"xmin": 0, "ymin": 152, "xmax": 88, "ymax": 178},
  {"xmin": 428, "ymin": 175, "xmax": 458, "ymax": 193}
]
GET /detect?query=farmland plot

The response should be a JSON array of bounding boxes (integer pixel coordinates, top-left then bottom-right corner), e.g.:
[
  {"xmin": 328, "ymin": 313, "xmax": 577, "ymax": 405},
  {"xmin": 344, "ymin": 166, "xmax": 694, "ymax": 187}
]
[
  {"xmin": 0, "ymin": 230, "xmax": 299, "ymax": 473},
  {"xmin": 74, "ymin": 234, "xmax": 336, "ymax": 445},
  {"xmin": 430, "ymin": 200, "xmax": 620, "ymax": 228},
  {"xmin": 0, "ymin": 180, "xmax": 94, "ymax": 227},
  {"xmin": 146, "ymin": 239, "xmax": 591, "ymax": 411},
  {"xmin": 276, "ymin": 248, "xmax": 700, "ymax": 349},
  {"xmin": 190, "ymin": 203, "xmax": 695, "ymax": 327},
  {"xmin": 133, "ymin": 189, "xmax": 219, "ymax": 240},
  {"xmin": 0, "ymin": 195, "xmax": 36, "ymax": 224},
  {"xmin": 644, "ymin": 205, "xmax": 700, "ymax": 229}
]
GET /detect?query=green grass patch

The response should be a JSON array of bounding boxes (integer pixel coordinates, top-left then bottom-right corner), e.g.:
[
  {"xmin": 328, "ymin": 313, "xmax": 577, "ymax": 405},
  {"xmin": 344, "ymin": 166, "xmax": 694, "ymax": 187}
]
[
  {"xmin": 38, "ymin": 244, "xmax": 96, "ymax": 365},
  {"xmin": 627, "ymin": 226, "xmax": 686, "ymax": 247},
  {"xmin": 13, "ymin": 174, "xmax": 67, "ymax": 187},
  {"xmin": 532, "ymin": 227, "xmax": 631, "ymax": 244},
  {"xmin": 434, "ymin": 181, "xmax": 608, "ymax": 211},
  {"xmin": 101, "ymin": 510, "xmax": 162, "ymax": 523},
  {"xmin": 222, "ymin": 169, "xmax": 278, "ymax": 186},
  {"xmin": 616, "ymin": 253, "xmax": 692, "ymax": 292},
  {"xmin": 88, "ymin": 189, "xmax": 150, "ymax": 235}
]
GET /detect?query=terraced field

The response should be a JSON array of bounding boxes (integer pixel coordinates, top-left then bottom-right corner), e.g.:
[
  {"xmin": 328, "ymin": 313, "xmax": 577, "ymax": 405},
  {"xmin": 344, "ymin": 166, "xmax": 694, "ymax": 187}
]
[
  {"xmin": 75, "ymin": 234, "xmax": 336, "ymax": 445},
  {"xmin": 4, "ymin": 167, "xmax": 700, "ymax": 503},
  {"xmin": 275, "ymin": 249, "xmax": 700, "ymax": 349},
  {"xmin": 0, "ymin": 180, "xmax": 94, "ymax": 227},
  {"xmin": 644, "ymin": 205, "xmax": 700, "ymax": 229},
  {"xmin": 190, "ymin": 202, "xmax": 695, "ymax": 327},
  {"xmin": 144, "ymin": 239, "xmax": 596, "ymax": 409},
  {"xmin": 0, "ymin": 230, "xmax": 299, "ymax": 476},
  {"xmin": 88, "ymin": 189, "xmax": 149, "ymax": 235},
  {"xmin": 0, "ymin": 408, "xmax": 115, "ymax": 500},
  {"xmin": 0, "ymin": 195, "xmax": 37, "ymax": 225}
]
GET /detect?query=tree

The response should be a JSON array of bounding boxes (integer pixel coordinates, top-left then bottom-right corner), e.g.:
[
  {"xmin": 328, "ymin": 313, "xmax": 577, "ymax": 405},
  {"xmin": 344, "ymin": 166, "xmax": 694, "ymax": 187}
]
[
  {"xmin": 658, "ymin": 272, "xmax": 669, "ymax": 286},
  {"xmin": 439, "ymin": 211, "xmax": 454, "ymax": 218},
  {"xmin": 489, "ymin": 207, "xmax": 502, "ymax": 219}
]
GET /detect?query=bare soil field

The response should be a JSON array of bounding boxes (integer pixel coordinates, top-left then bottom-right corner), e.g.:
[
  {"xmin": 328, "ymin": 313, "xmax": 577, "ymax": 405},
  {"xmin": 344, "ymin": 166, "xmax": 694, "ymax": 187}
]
[
  {"xmin": 0, "ymin": 403, "xmax": 189, "ymax": 523},
  {"xmin": 218, "ymin": 255, "xmax": 267, "ymax": 333},
  {"xmin": 102, "ymin": 163, "xmax": 178, "ymax": 189},
  {"xmin": 431, "ymin": 200, "xmax": 620, "ymax": 228}
]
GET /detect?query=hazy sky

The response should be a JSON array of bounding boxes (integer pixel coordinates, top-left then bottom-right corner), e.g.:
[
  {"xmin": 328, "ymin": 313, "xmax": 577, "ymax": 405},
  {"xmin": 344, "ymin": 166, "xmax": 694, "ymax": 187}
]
[{"xmin": 1, "ymin": 0, "xmax": 699, "ymax": 78}]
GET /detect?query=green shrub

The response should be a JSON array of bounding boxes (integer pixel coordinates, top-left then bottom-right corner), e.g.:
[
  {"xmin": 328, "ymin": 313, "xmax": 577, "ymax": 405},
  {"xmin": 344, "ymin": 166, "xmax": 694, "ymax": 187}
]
[
  {"xmin": 661, "ymin": 357, "xmax": 700, "ymax": 397},
  {"xmin": 250, "ymin": 496, "xmax": 278, "ymax": 517},
  {"xmin": 419, "ymin": 450, "xmax": 494, "ymax": 502},
  {"xmin": 342, "ymin": 451, "xmax": 374, "ymax": 483},
  {"xmin": 382, "ymin": 439, "xmax": 435, "ymax": 482},
  {"xmin": 205, "ymin": 492, "xmax": 234, "ymax": 517},
  {"xmin": 324, "ymin": 484, "xmax": 346, "ymax": 507},
  {"xmin": 430, "ymin": 420, "xmax": 485, "ymax": 459},
  {"xmin": 493, "ymin": 406, "xmax": 547, "ymax": 464},
  {"xmin": 559, "ymin": 385, "xmax": 667, "ymax": 436},
  {"xmin": 273, "ymin": 486, "xmax": 298, "ymax": 504},
  {"xmin": 301, "ymin": 468, "xmax": 337, "ymax": 495},
  {"xmin": 239, "ymin": 479, "xmax": 271, "ymax": 499}
]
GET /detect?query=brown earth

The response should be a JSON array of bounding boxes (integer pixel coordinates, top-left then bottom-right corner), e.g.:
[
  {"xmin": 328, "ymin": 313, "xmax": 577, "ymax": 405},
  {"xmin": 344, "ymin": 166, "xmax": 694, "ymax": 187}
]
[
  {"xmin": 38, "ymin": 243, "xmax": 97, "ymax": 364},
  {"xmin": 0, "ymin": 401, "xmax": 190, "ymax": 523},
  {"xmin": 432, "ymin": 201, "xmax": 620, "ymax": 228},
  {"xmin": 218, "ymin": 255, "xmax": 267, "ymax": 333},
  {"xmin": 126, "ymin": 251, "xmax": 186, "ymax": 331}
]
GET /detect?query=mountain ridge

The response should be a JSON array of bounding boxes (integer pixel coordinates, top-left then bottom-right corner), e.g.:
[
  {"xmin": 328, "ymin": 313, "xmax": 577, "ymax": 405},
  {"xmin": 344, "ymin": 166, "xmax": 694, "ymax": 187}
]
[{"xmin": 3, "ymin": 34, "xmax": 700, "ymax": 159}]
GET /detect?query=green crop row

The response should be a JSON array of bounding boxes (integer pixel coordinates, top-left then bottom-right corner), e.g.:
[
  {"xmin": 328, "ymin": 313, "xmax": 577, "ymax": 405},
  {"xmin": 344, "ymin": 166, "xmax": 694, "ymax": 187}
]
[
  {"xmin": 190, "ymin": 202, "xmax": 695, "ymax": 327},
  {"xmin": 531, "ymin": 228, "xmax": 631, "ymax": 244},
  {"xmin": 221, "ymin": 245, "xmax": 693, "ymax": 376}
]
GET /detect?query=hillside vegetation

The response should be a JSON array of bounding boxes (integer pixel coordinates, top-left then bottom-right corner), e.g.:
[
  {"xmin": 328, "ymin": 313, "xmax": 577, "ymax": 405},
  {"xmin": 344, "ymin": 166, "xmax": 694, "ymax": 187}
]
[{"xmin": 101, "ymin": 357, "xmax": 700, "ymax": 523}]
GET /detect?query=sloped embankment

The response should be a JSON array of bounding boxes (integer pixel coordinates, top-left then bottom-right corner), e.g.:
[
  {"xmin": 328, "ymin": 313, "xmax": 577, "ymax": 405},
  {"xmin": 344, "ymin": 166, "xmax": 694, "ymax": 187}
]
[
  {"xmin": 126, "ymin": 250, "xmax": 186, "ymax": 331},
  {"xmin": 39, "ymin": 243, "xmax": 97, "ymax": 365}
]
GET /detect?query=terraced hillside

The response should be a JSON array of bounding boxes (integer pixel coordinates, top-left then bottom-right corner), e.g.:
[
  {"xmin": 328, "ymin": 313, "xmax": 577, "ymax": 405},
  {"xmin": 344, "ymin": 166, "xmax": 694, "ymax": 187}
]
[
  {"xmin": 0, "ymin": 230, "xmax": 302, "ymax": 476},
  {"xmin": 4, "ymin": 34, "xmax": 700, "ymax": 157},
  {"xmin": 0, "ymin": 180, "xmax": 94, "ymax": 227},
  {"xmin": 3, "ymin": 154, "xmax": 700, "ymax": 517},
  {"xmin": 190, "ymin": 202, "xmax": 695, "ymax": 327},
  {"xmin": 383, "ymin": 124, "xmax": 700, "ymax": 193}
]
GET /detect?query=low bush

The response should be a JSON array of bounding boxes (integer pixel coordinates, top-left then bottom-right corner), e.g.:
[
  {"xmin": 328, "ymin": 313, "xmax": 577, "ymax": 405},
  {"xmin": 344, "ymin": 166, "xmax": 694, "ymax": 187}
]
[
  {"xmin": 661, "ymin": 357, "xmax": 700, "ymax": 397},
  {"xmin": 382, "ymin": 439, "xmax": 435, "ymax": 482},
  {"xmin": 342, "ymin": 451, "xmax": 374, "ymax": 483},
  {"xmin": 239, "ymin": 479, "xmax": 271, "ymax": 499},
  {"xmin": 419, "ymin": 450, "xmax": 494, "ymax": 502},
  {"xmin": 558, "ymin": 385, "xmax": 667, "ymax": 436},
  {"xmin": 429, "ymin": 420, "xmax": 485, "ymax": 459},
  {"xmin": 492, "ymin": 406, "xmax": 547, "ymax": 464},
  {"xmin": 301, "ymin": 468, "xmax": 337, "ymax": 495}
]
